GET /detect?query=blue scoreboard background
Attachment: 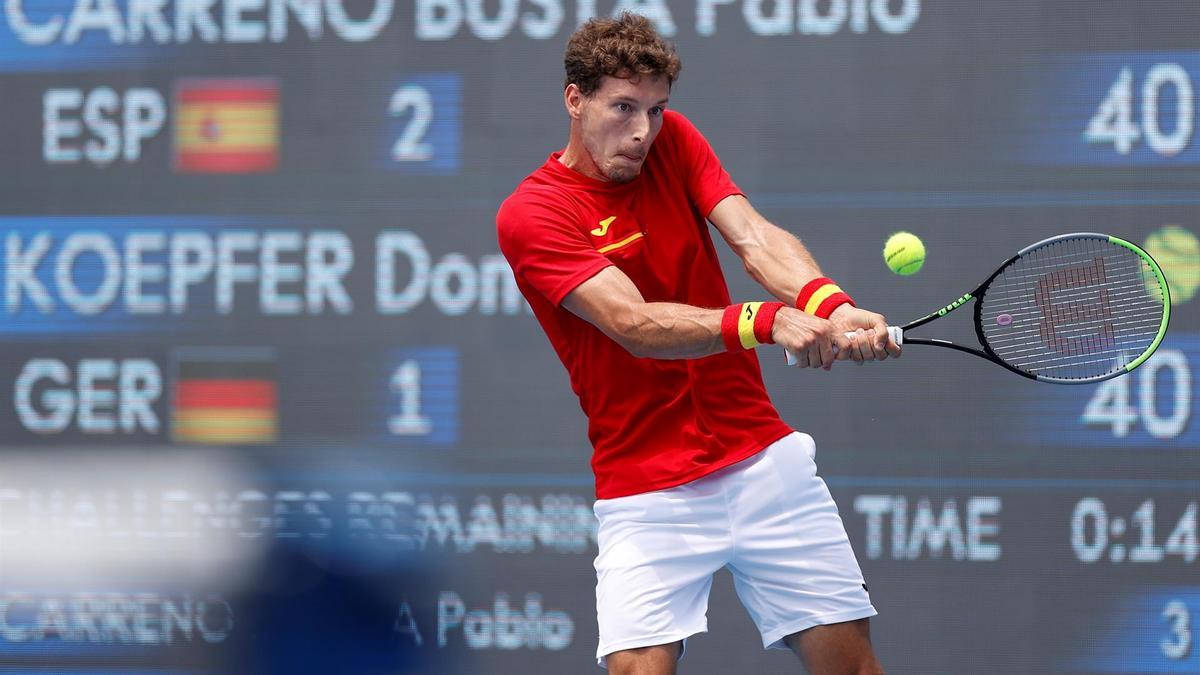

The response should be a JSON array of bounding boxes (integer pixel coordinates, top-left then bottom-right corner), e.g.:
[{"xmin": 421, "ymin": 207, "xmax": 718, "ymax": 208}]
[{"xmin": 0, "ymin": 1, "xmax": 1197, "ymax": 673}]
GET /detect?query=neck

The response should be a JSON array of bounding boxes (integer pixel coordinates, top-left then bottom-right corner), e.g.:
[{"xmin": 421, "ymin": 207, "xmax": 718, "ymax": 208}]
[{"xmin": 558, "ymin": 125, "xmax": 607, "ymax": 182}]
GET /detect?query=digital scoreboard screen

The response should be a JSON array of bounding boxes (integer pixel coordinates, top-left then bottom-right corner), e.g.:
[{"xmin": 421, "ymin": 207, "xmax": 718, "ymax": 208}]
[{"xmin": 0, "ymin": 1, "xmax": 1197, "ymax": 673}]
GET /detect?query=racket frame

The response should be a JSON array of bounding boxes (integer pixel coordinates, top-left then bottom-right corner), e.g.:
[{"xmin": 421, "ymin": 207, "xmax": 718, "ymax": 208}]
[{"xmin": 899, "ymin": 232, "xmax": 1170, "ymax": 384}]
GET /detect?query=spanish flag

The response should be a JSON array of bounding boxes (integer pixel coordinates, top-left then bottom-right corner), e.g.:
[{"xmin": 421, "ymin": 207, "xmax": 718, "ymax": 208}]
[
  {"xmin": 172, "ymin": 351, "xmax": 278, "ymax": 444},
  {"xmin": 173, "ymin": 78, "xmax": 279, "ymax": 174}
]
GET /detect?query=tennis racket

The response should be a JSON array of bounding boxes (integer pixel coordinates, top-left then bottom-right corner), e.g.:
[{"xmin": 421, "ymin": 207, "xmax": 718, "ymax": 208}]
[{"xmin": 786, "ymin": 233, "xmax": 1170, "ymax": 384}]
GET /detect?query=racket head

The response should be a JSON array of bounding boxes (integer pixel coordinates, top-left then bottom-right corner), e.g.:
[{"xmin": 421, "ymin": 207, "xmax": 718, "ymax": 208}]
[{"xmin": 973, "ymin": 232, "xmax": 1170, "ymax": 384}]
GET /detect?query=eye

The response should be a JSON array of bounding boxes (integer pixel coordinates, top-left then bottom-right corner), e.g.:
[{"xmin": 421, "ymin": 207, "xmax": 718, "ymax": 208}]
[
  {"xmin": 649, "ymin": 106, "xmax": 664, "ymax": 116},
  {"xmin": 616, "ymin": 103, "xmax": 631, "ymax": 112}
]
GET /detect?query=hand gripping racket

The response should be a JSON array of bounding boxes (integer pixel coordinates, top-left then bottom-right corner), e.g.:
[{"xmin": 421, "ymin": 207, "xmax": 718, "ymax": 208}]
[{"xmin": 786, "ymin": 233, "xmax": 1170, "ymax": 384}]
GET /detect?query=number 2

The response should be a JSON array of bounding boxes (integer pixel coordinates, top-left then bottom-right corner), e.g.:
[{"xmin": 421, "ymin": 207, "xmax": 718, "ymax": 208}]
[{"xmin": 390, "ymin": 85, "xmax": 435, "ymax": 162}]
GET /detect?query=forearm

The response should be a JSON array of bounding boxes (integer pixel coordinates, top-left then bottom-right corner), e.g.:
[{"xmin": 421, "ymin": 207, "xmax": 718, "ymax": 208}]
[
  {"xmin": 738, "ymin": 223, "xmax": 826, "ymax": 304},
  {"xmin": 717, "ymin": 207, "xmax": 898, "ymax": 359},
  {"xmin": 709, "ymin": 196, "xmax": 828, "ymax": 304},
  {"xmin": 562, "ymin": 266, "xmax": 733, "ymax": 359},
  {"xmin": 562, "ymin": 266, "xmax": 851, "ymax": 367},
  {"xmin": 603, "ymin": 301, "xmax": 726, "ymax": 360},
  {"xmin": 562, "ymin": 264, "xmax": 822, "ymax": 361}
]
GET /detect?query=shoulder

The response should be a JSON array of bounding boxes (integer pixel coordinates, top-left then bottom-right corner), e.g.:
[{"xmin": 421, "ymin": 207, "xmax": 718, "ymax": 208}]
[
  {"xmin": 499, "ymin": 180, "xmax": 578, "ymax": 227},
  {"xmin": 497, "ymin": 180, "xmax": 583, "ymax": 251},
  {"xmin": 663, "ymin": 108, "xmax": 689, "ymax": 129},
  {"xmin": 653, "ymin": 109, "xmax": 711, "ymax": 162},
  {"xmin": 662, "ymin": 109, "xmax": 703, "ymax": 139}
]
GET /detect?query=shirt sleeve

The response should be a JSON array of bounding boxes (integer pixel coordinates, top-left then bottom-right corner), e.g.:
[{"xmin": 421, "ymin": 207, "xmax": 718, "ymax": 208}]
[
  {"xmin": 664, "ymin": 111, "xmax": 743, "ymax": 217},
  {"xmin": 497, "ymin": 191, "xmax": 613, "ymax": 307}
]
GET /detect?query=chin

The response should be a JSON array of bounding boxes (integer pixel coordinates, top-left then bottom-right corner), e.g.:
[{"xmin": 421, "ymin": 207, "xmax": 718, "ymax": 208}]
[{"xmin": 606, "ymin": 165, "xmax": 641, "ymax": 183}]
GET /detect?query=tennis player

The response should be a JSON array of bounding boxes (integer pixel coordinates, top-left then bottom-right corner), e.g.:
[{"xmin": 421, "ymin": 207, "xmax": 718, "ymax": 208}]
[{"xmin": 497, "ymin": 13, "xmax": 899, "ymax": 675}]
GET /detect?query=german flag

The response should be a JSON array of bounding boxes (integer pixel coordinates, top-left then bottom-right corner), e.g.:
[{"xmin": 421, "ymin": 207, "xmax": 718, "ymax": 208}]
[
  {"xmin": 173, "ymin": 78, "xmax": 279, "ymax": 174},
  {"xmin": 172, "ymin": 351, "xmax": 277, "ymax": 444}
]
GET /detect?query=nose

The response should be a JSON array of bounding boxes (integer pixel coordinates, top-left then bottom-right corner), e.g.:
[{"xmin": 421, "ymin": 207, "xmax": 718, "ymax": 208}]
[{"xmin": 631, "ymin": 113, "xmax": 650, "ymax": 144}]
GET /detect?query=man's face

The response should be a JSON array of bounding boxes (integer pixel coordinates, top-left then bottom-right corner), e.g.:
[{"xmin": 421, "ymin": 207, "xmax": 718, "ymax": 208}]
[{"xmin": 572, "ymin": 74, "xmax": 669, "ymax": 183}]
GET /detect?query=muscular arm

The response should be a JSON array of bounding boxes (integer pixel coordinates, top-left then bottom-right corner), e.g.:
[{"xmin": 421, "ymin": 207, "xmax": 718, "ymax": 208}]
[
  {"xmin": 708, "ymin": 195, "xmax": 900, "ymax": 359},
  {"xmin": 562, "ymin": 267, "xmax": 723, "ymax": 359},
  {"xmin": 561, "ymin": 265, "xmax": 846, "ymax": 365},
  {"xmin": 708, "ymin": 195, "xmax": 825, "ymax": 303}
]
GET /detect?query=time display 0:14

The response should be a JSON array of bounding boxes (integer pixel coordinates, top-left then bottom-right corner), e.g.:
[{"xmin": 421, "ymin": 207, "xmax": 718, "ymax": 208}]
[{"xmin": 1072, "ymin": 498, "xmax": 1198, "ymax": 564}]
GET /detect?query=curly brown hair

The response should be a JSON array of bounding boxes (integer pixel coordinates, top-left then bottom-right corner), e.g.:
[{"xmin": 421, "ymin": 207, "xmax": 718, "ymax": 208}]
[{"xmin": 564, "ymin": 13, "xmax": 681, "ymax": 96}]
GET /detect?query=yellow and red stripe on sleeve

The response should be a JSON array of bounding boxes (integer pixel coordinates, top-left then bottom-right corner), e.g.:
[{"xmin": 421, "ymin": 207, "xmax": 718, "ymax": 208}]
[
  {"xmin": 795, "ymin": 277, "xmax": 855, "ymax": 319},
  {"xmin": 721, "ymin": 302, "xmax": 785, "ymax": 352}
]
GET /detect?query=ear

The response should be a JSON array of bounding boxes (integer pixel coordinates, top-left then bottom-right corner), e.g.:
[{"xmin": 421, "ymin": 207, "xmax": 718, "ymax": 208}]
[{"xmin": 564, "ymin": 83, "xmax": 584, "ymax": 120}]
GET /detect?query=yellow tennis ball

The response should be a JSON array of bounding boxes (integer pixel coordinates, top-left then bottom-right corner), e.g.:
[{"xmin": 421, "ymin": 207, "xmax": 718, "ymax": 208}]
[
  {"xmin": 1143, "ymin": 225, "xmax": 1200, "ymax": 306},
  {"xmin": 884, "ymin": 231, "xmax": 925, "ymax": 276}
]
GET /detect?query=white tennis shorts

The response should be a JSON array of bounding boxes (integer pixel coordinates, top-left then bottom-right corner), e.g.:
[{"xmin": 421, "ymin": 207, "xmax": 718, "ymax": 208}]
[{"xmin": 593, "ymin": 432, "xmax": 875, "ymax": 666}]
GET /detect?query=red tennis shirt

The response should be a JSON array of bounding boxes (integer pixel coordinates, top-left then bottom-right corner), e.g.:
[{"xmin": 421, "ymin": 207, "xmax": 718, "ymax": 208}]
[{"xmin": 497, "ymin": 110, "xmax": 793, "ymax": 499}]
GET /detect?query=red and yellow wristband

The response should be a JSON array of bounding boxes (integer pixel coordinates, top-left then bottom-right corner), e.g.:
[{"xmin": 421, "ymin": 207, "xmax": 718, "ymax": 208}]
[
  {"xmin": 721, "ymin": 301, "xmax": 785, "ymax": 352},
  {"xmin": 795, "ymin": 277, "xmax": 855, "ymax": 319}
]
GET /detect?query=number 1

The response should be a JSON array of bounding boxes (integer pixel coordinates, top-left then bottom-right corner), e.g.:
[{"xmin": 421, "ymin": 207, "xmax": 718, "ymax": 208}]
[{"xmin": 390, "ymin": 360, "xmax": 432, "ymax": 436}]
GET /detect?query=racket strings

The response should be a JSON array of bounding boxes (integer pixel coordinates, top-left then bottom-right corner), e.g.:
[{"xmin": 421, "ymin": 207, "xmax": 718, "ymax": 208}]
[
  {"xmin": 987, "ymin": 323, "xmax": 1165, "ymax": 355},
  {"xmin": 987, "ymin": 334, "xmax": 1165, "ymax": 363},
  {"xmin": 983, "ymin": 270, "xmax": 1156, "ymax": 301},
  {"xmin": 980, "ymin": 248, "xmax": 1144, "ymax": 274},
  {"xmin": 978, "ymin": 237, "xmax": 1165, "ymax": 380},
  {"xmin": 982, "ymin": 288, "xmax": 1163, "ymax": 344}
]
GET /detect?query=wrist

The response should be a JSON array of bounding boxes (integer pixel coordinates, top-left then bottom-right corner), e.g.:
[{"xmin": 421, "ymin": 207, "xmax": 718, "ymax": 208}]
[
  {"xmin": 721, "ymin": 302, "xmax": 785, "ymax": 352},
  {"xmin": 828, "ymin": 303, "xmax": 857, "ymax": 323},
  {"xmin": 795, "ymin": 277, "xmax": 855, "ymax": 319}
]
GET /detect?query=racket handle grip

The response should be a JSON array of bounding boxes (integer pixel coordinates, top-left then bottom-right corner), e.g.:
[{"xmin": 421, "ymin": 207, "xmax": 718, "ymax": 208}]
[{"xmin": 784, "ymin": 326, "xmax": 903, "ymax": 367}]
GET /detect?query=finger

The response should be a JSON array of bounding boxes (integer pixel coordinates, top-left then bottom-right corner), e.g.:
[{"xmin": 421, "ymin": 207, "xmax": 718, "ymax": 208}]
[
  {"xmin": 820, "ymin": 333, "xmax": 836, "ymax": 368},
  {"xmin": 790, "ymin": 345, "xmax": 810, "ymax": 368},
  {"xmin": 841, "ymin": 329, "xmax": 861, "ymax": 362},
  {"xmin": 854, "ymin": 328, "xmax": 873, "ymax": 362},
  {"xmin": 873, "ymin": 319, "xmax": 896, "ymax": 360},
  {"xmin": 834, "ymin": 331, "xmax": 856, "ymax": 362},
  {"xmin": 808, "ymin": 340, "xmax": 825, "ymax": 370}
]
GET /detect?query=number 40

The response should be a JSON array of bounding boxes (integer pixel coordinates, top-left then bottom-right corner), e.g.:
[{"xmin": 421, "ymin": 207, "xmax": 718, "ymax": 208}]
[
  {"xmin": 1081, "ymin": 349, "xmax": 1191, "ymax": 439},
  {"xmin": 1085, "ymin": 64, "xmax": 1195, "ymax": 157}
]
